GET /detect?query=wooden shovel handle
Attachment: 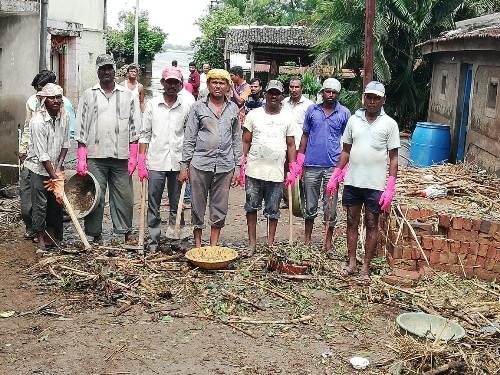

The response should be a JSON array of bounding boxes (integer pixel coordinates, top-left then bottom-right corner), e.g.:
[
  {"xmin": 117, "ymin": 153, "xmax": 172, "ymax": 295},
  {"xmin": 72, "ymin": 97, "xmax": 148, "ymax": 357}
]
[
  {"xmin": 175, "ymin": 182, "xmax": 186, "ymax": 238},
  {"xmin": 138, "ymin": 180, "xmax": 147, "ymax": 247},
  {"xmin": 62, "ymin": 193, "xmax": 91, "ymax": 250},
  {"xmin": 288, "ymin": 184, "xmax": 293, "ymax": 244}
]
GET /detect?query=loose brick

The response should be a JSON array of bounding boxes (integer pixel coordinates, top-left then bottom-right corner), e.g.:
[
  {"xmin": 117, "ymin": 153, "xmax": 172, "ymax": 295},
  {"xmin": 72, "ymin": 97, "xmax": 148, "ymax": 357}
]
[
  {"xmin": 479, "ymin": 220, "xmax": 491, "ymax": 234},
  {"xmin": 439, "ymin": 214, "xmax": 451, "ymax": 228},
  {"xmin": 462, "ymin": 218, "xmax": 472, "ymax": 230},
  {"xmin": 484, "ymin": 258, "xmax": 496, "ymax": 271},
  {"xmin": 478, "ymin": 243, "xmax": 489, "ymax": 257},
  {"xmin": 468, "ymin": 230, "xmax": 479, "ymax": 241},
  {"xmin": 393, "ymin": 268, "xmax": 421, "ymax": 281},
  {"xmin": 452, "ymin": 217, "xmax": 462, "ymax": 230},
  {"xmin": 448, "ymin": 252, "xmax": 458, "ymax": 265},
  {"xmin": 393, "ymin": 245, "xmax": 402, "ymax": 259},
  {"xmin": 411, "ymin": 222, "xmax": 434, "ymax": 236},
  {"xmin": 423, "ymin": 250, "xmax": 431, "ymax": 262},
  {"xmin": 465, "ymin": 254, "xmax": 477, "ymax": 266},
  {"xmin": 478, "ymin": 234, "xmax": 492, "ymax": 244},
  {"xmin": 486, "ymin": 245, "xmax": 497, "ymax": 259},
  {"xmin": 450, "ymin": 240, "xmax": 460, "ymax": 253},
  {"xmin": 469, "ymin": 242, "xmax": 479, "ymax": 255},
  {"xmin": 421, "ymin": 236, "xmax": 433, "ymax": 250},
  {"xmin": 496, "ymin": 249, "xmax": 500, "ymax": 262},
  {"xmin": 411, "ymin": 248, "xmax": 421, "ymax": 260},
  {"xmin": 476, "ymin": 256, "xmax": 486, "ymax": 267},
  {"xmin": 432, "ymin": 237, "xmax": 443, "ymax": 251},
  {"xmin": 430, "ymin": 251, "xmax": 440, "ymax": 265},
  {"xmin": 473, "ymin": 268, "xmax": 498, "ymax": 282},
  {"xmin": 469, "ymin": 242, "xmax": 478, "ymax": 256},
  {"xmin": 459, "ymin": 242, "xmax": 470, "ymax": 254},
  {"xmin": 489, "ymin": 222, "xmax": 500, "ymax": 235},
  {"xmin": 383, "ymin": 274, "xmax": 416, "ymax": 288},
  {"xmin": 439, "ymin": 251, "xmax": 449, "ymax": 264},
  {"xmin": 402, "ymin": 247, "xmax": 412, "ymax": 260},
  {"xmin": 471, "ymin": 218, "xmax": 482, "ymax": 231}
]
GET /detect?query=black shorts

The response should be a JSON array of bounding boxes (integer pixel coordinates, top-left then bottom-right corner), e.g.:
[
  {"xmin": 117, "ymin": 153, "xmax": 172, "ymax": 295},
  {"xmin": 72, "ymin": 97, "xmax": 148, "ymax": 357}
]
[{"xmin": 342, "ymin": 185, "xmax": 383, "ymax": 214}]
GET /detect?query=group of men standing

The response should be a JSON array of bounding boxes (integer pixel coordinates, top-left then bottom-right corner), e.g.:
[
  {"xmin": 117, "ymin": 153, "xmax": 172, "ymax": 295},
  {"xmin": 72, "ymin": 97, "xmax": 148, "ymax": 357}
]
[{"xmin": 20, "ymin": 54, "xmax": 400, "ymax": 282}]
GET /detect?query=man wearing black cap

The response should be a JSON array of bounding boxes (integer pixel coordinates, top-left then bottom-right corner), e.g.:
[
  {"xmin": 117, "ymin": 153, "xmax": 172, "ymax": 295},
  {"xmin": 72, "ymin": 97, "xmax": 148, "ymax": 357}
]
[
  {"xmin": 74, "ymin": 54, "xmax": 141, "ymax": 244},
  {"xmin": 241, "ymin": 80, "xmax": 296, "ymax": 256}
]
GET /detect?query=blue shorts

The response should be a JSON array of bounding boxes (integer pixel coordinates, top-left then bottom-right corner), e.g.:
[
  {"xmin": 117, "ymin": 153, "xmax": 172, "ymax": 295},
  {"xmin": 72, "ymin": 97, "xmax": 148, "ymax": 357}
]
[
  {"xmin": 244, "ymin": 176, "xmax": 282, "ymax": 220},
  {"xmin": 342, "ymin": 185, "xmax": 383, "ymax": 214}
]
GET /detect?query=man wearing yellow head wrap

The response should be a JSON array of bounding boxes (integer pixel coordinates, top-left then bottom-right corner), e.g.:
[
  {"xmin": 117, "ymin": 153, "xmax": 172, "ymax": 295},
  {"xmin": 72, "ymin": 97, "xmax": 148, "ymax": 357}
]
[{"xmin": 179, "ymin": 69, "xmax": 243, "ymax": 248}]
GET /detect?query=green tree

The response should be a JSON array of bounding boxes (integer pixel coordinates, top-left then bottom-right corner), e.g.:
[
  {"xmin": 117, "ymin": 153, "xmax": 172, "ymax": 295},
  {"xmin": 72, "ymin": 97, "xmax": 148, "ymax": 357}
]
[
  {"xmin": 192, "ymin": 5, "xmax": 243, "ymax": 68},
  {"xmin": 106, "ymin": 10, "xmax": 166, "ymax": 64}
]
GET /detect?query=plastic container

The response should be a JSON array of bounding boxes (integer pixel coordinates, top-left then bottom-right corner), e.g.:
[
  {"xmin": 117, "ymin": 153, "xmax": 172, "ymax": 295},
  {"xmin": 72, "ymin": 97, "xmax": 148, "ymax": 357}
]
[{"xmin": 410, "ymin": 122, "xmax": 451, "ymax": 167}]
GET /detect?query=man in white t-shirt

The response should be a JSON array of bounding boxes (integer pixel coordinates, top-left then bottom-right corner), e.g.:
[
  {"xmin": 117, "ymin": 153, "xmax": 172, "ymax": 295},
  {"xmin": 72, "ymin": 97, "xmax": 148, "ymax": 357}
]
[
  {"xmin": 241, "ymin": 80, "xmax": 297, "ymax": 256},
  {"xmin": 327, "ymin": 81, "xmax": 400, "ymax": 285}
]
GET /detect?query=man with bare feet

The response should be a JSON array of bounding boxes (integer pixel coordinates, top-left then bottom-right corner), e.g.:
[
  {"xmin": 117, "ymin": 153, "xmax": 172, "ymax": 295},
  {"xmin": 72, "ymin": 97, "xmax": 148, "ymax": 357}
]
[
  {"xmin": 327, "ymin": 81, "xmax": 400, "ymax": 285},
  {"xmin": 179, "ymin": 69, "xmax": 242, "ymax": 248}
]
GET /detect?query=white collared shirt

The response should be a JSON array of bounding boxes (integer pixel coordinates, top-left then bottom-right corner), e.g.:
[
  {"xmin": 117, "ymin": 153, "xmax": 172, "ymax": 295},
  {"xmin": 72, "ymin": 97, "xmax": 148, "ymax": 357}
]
[
  {"xmin": 75, "ymin": 83, "xmax": 141, "ymax": 159},
  {"xmin": 282, "ymin": 95, "xmax": 314, "ymax": 149},
  {"xmin": 139, "ymin": 94, "xmax": 193, "ymax": 171}
]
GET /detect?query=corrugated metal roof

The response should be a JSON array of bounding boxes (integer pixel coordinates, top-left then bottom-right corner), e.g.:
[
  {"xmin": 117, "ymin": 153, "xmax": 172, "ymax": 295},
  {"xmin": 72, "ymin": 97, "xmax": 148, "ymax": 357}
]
[{"xmin": 225, "ymin": 26, "xmax": 318, "ymax": 53}]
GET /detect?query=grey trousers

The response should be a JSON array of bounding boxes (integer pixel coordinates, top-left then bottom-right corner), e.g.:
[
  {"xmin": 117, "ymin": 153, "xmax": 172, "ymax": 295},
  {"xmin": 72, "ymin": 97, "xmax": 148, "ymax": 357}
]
[
  {"xmin": 84, "ymin": 158, "xmax": 133, "ymax": 237},
  {"xmin": 29, "ymin": 171, "xmax": 63, "ymax": 240},
  {"xmin": 19, "ymin": 167, "xmax": 32, "ymax": 232},
  {"xmin": 147, "ymin": 170, "xmax": 183, "ymax": 244},
  {"xmin": 190, "ymin": 165, "xmax": 233, "ymax": 229}
]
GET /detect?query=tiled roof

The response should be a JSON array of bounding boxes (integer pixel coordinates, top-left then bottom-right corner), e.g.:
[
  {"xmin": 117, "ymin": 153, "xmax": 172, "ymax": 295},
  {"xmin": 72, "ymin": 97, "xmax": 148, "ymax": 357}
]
[{"xmin": 225, "ymin": 26, "xmax": 318, "ymax": 53}]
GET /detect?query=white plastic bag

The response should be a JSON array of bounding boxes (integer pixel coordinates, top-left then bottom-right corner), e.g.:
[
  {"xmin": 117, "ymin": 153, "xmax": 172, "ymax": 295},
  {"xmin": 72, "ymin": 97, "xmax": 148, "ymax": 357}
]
[{"xmin": 420, "ymin": 185, "xmax": 448, "ymax": 199}]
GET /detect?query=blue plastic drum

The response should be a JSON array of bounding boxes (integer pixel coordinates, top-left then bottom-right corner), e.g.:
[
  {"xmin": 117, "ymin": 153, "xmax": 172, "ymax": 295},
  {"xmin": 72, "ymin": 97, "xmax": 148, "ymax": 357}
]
[{"xmin": 410, "ymin": 122, "xmax": 451, "ymax": 167}]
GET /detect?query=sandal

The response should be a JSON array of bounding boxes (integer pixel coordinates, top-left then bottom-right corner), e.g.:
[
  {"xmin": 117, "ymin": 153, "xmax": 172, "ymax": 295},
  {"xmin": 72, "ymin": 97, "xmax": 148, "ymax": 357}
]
[
  {"xmin": 339, "ymin": 265, "xmax": 357, "ymax": 277},
  {"xmin": 357, "ymin": 273, "xmax": 371, "ymax": 286}
]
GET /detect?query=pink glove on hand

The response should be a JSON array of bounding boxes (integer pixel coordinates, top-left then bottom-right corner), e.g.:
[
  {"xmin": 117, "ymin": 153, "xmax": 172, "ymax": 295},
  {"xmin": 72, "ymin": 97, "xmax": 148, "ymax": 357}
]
[
  {"xmin": 294, "ymin": 153, "xmax": 305, "ymax": 177},
  {"xmin": 379, "ymin": 176, "xmax": 396, "ymax": 211},
  {"xmin": 137, "ymin": 154, "xmax": 148, "ymax": 181},
  {"xmin": 128, "ymin": 143, "xmax": 138, "ymax": 175},
  {"xmin": 239, "ymin": 155, "xmax": 247, "ymax": 187},
  {"xmin": 76, "ymin": 145, "xmax": 88, "ymax": 176},
  {"xmin": 284, "ymin": 171, "xmax": 296, "ymax": 187}
]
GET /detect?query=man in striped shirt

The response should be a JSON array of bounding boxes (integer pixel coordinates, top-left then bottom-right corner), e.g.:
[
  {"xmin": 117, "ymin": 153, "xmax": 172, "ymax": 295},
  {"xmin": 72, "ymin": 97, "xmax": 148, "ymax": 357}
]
[
  {"xmin": 74, "ymin": 54, "xmax": 141, "ymax": 244},
  {"xmin": 24, "ymin": 83, "xmax": 69, "ymax": 250}
]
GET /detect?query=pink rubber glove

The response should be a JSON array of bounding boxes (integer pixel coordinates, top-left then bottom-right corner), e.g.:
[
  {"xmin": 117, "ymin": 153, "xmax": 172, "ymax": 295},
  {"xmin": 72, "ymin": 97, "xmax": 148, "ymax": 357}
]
[
  {"xmin": 379, "ymin": 176, "xmax": 396, "ymax": 210},
  {"xmin": 128, "ymin": 143, "xmax": 138, "ymax": 175},
  {"xmin": 326, "ymin": 168, "xmax": 342, "ymax": 196},
  {"xmin": 239, "ymin": 155, "xmax": 247, "ymax": 187},
  {"xmin": 76, "ymin": 145, "xmax": 88, "ymax": 176},
  {"xmin": 284, "ymin": 171, "xmax": 296, "ymax": 187},
  {"xmin": 295, "ymin": 152, "xmax": 305, "ymax": 177},
  {"xmin": 137, "ymin": 154, "xmax": 148, "ymax": 181}
]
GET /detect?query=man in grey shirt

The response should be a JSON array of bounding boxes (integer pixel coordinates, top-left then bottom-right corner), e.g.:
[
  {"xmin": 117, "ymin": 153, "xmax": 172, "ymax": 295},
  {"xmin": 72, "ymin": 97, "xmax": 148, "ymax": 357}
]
[
  {"xmin": 179, "ymin": 69, "xmax": 242, "ymax": 248},
  {"xmin": 74, "ymin": 54, "xmax": 141, "ymax": 244}
]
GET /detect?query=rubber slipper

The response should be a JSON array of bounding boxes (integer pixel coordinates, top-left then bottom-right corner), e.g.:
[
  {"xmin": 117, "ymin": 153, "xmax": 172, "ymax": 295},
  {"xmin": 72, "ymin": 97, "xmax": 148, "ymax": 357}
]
[
  {"xmin": 339, "ymin": 265, "xmax": 357, "ymax": 277},
  {"xmin": 357, "ymin": 274, "xmax": 371, "ymax": 286}
]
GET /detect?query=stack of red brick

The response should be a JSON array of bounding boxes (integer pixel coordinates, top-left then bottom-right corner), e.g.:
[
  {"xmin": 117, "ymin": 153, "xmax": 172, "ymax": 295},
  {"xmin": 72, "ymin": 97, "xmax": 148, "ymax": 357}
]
[{"xmin": 379, "ymin": 204, "xmax": 500, "ymax": 281}]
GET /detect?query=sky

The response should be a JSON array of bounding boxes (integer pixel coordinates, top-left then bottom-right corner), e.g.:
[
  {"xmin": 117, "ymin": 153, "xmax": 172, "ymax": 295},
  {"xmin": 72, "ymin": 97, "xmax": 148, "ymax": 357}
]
[{"xmin": 106, "ymin": 0, "xmax": 212, "ymax": 46}]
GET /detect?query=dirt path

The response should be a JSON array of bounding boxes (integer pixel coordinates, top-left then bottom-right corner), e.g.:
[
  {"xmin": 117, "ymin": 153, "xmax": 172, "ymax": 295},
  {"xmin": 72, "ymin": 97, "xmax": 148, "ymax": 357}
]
[{"xmin": 0, "ymin": 184, "xmax": 401, "ymax": 375}]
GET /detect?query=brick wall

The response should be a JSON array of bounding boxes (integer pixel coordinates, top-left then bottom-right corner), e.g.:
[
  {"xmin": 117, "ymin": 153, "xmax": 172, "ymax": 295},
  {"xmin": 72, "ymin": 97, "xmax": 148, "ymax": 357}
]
[{"xmin": 378, "ymin": 205, "xmax": 500, "ymax": 281}]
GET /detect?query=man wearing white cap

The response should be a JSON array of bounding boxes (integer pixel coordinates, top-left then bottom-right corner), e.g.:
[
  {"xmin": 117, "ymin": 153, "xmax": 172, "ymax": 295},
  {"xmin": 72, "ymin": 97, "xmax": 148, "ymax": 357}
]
[
  {"xmin": 292, "ymin": 78, "xmax": 351, "ymax": 253},
  {"xmin": 137, "ymin": 67, "xmax": 193, "ymax": 251},
  {"xmin": 327, "ymin": 81, "xmax": 400, "ymax": 285},
  {"xmin": 74, "ymin": 54, "xmax": 141, "ymax": 244},
  {"xmin": 24, "ymin": 83, "xmax": 70, "ymax": 250}
]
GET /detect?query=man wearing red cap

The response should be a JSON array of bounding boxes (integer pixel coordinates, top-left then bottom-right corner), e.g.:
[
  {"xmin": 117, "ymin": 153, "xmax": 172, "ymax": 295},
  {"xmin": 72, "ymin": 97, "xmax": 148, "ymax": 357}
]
[{"xmin": 137, "ymin": 67, "xmax": 193, "ymax": 251}]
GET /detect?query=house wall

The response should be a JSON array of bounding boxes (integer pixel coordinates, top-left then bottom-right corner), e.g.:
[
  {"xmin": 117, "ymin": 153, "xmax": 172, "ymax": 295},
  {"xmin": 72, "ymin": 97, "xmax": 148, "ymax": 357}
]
[
  {"xmin": 47, "ymin": 0, "xmax": 106, "ymax": 106},
  {"xmin": 0, "ymin": 14, "xmax": 39, "ymax": 185},
  {"xmin": 427, "ymin": 50, "xmax": 500, "ymax": 175}
]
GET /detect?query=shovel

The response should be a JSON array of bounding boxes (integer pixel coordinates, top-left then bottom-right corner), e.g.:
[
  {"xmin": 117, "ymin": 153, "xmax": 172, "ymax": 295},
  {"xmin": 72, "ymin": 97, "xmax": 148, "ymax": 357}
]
[
  {"xmin": 123, "ymin": 180, "xmax": 146, "ymax": 252},
  {"xmin": 165, "ymin": 181, "xmax": 192, "ymax": 240}
]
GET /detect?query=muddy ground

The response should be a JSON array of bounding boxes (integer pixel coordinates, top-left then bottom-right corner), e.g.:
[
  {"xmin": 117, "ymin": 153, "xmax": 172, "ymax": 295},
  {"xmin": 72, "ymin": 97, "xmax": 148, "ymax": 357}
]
[{"xmin": 0, "ymin": 181, "xmax": 460, "ymax": 375}]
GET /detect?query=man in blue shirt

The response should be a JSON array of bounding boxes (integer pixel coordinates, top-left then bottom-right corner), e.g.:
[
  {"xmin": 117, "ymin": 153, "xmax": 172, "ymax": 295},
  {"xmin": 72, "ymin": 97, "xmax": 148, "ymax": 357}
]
[{"xmin": 294, "ymin": 78, "xmax": 350, "ymax": 253}]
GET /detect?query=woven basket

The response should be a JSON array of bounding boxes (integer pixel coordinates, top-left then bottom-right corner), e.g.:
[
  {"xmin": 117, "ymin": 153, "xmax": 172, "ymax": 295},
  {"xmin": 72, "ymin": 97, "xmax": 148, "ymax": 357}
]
[{"xmin": 185, "ymin": 246, "xmax": 238, "ymax": 270}]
